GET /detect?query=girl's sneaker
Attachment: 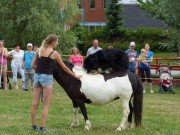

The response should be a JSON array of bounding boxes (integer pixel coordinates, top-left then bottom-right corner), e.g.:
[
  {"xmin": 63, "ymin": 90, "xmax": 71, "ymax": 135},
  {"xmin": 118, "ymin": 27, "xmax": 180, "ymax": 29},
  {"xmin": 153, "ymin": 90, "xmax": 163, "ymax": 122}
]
[
  {"xmin": 38, "ymin": 127, "xmax": 47, "ymax": 133},
  {"xmin": 15, "ymin": 85, "xmax": 18, "ymax": 90},
  {"xmin": 32, "ymin": 125, "xmax": 38, "ymax": 130},
  {"xmin": 150, "ymin": 90, "xmax": 154, "ymax": 93}
]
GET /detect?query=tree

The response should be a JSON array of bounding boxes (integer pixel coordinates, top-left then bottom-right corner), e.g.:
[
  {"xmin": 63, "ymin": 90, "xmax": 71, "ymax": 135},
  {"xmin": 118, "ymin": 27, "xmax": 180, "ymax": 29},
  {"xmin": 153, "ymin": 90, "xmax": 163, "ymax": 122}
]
[
  {"xmin": 0, "ymin": 0, "xmax": 79, "ymax": 54},
  {"xmin": 137, "ymin": 0, "xmax": 180, "ymax": 56},
  {"xmin": 104, "ymin": 0, "xmax": 124, "ymax": 41}
]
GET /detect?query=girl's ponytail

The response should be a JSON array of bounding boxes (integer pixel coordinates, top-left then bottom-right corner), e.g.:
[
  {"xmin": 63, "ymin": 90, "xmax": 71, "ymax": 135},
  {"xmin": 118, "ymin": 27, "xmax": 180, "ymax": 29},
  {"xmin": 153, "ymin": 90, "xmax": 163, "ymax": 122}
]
[
  {"xmin": 38, "ymin": 34, "xmax": 58, "ymax": 57},
  {"xmin": 38, "ymin": 40, "xmax": 46, "ymax": 57}
]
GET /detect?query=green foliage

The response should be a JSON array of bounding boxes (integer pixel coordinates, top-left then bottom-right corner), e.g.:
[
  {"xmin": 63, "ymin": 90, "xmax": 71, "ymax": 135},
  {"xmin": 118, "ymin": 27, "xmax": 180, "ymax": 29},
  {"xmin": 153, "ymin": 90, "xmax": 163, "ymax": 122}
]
[
  {"xmin": 72, "ymin": 25, "xmax": 169, "ymax": 54},
  {"xmin": 137, "ymin": 0, "xmax": 180, "ymax": 56},
  {"xmin": 104, "ymin": 0, "xmax": 124, "ymax": 41},
  {"xmin": 71, "ymin": 24, "xmax": 89, "ymax": 55},
  {"xmin": 0, "ymin": 0, "xmax": 79, "ymax": 53},
  {"xmin": 57, "ymin": 30, "xmax": 78, "ymax": 55},
  {"xmin": 159, "ymin": 29, "xmax": 179, "ymax": 52}
]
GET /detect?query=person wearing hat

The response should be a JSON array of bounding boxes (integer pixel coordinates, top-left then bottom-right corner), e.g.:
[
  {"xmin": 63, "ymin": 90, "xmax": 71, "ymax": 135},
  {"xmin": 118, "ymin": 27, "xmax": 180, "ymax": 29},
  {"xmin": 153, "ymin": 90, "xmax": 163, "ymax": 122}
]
[
  {"xmin": 125, "ymin": 41, "xmax": 138, "ymax": 74},
  {"xmin": 8, "ymin": 44, "xmax": 25, "ymax": 89},
  {"xmin": 22, "ymin": 43, "xmax": 35, "ymax": 91}
]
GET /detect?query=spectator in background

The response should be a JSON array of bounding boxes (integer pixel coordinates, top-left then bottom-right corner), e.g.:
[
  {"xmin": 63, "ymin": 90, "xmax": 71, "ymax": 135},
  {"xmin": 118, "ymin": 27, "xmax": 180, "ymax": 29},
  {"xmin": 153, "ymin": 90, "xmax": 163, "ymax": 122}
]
[
  {"xmin": 69, "ymin": 47, "xmax": 83, "ymax": 67},
  {"xmin": 87, "ymin": 39, "xmax": 102, "ymax": 56},
  {"xmin": 22, "ymin": 43, "xmax": 35, "ymax": 91},
  {"xmin": 8, "ymin": 44, "xmax": 25, "ymax": 89},
  {"xmin": 139, "ymin": 44, "xmax": 154, "ymax": 94},
  {"xmin": 0, "ymin": 40, "xmax": 8, "ymax": 90},
  {"xmin": 125, "ymin": 41, "xmax": 138, "ymax": 74},
  {"xmin": 33, "ymin": 45, "xmax": 38, "ymax": 52}
]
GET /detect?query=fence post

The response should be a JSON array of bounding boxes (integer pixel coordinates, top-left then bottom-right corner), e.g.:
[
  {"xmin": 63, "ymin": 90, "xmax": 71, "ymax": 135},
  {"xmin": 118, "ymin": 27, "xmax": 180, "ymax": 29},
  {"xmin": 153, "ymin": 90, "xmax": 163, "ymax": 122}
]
[
  {"xmin": 156, "ymin": 58, "xmax": 158, "ymax": 74},
  {"xmin": 137, "ymin": 62, "xmax": 140, "ymax": 76}
]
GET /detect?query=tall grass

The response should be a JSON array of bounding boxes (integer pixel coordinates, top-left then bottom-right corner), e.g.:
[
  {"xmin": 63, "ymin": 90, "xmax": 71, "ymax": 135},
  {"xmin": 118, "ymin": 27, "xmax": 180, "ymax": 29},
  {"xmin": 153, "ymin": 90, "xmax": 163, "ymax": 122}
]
[{"xmin": 0, "ymin": 80, "xmax": 180, "ymax": 135}]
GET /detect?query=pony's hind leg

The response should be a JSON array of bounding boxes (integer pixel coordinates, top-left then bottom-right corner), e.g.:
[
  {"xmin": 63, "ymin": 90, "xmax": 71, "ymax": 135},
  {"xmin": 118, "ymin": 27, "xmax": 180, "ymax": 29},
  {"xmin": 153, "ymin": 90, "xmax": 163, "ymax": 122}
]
[
  {"xmin": 116, "ymin": 96, "xmax": 131, "ymax": 131},
  {"xmin": 70, "ymin": 108, "xmax": 79, "ymax": 128},
  {"xmin": 125, "ymin": 100, "xmax": 133, "ymax": 129}
]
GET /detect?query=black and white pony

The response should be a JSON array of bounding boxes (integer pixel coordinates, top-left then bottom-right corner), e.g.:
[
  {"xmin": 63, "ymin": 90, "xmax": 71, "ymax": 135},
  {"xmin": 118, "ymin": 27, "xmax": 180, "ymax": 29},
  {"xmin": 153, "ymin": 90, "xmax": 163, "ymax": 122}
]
[{"xmin": 52, "ymin": 61, "xmax": 143, "ymax": 131}]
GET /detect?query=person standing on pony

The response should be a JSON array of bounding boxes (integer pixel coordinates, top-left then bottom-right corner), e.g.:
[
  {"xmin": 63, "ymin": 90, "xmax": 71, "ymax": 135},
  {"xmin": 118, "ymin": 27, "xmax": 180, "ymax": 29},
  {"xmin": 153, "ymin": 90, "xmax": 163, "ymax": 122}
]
[
  {"xmin": 31, "ymin": 34, "xmax": 81, "ymax": 133},
  {"xmin": 22, "ymin": 43, "xmax": 35, "ymax": 91},
  {"xmin": 125, "ymin": 41, "xmax": 138, "ymax": 74},
  {"xmin": 139, "ymin": 44, "xmax": 154, "ymax": 94},
  {"xmin": 69, "ymin": 47, "xmax": 83, "ymax": 67},
  {"xmin": 8, "ymin": 44, "xmax": 25, "ymax": 89},
  {"xmin": 0, "ymin": 40, "xmax": 8, "ymax": 90},
  {"xmin": 86, "ymin": 39, "xmax": 102, "ymax": 56}
]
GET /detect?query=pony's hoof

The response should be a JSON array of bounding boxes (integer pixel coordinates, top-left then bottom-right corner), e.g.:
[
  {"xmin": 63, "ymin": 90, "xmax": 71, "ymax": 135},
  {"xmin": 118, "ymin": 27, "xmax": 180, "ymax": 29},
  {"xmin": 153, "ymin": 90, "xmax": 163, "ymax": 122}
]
[
  {"xmin": 70, "ymin": 122, "xmax": 79, "ymax": 128},
  {"xmin": 125, "ymin": 122, "xmax": 132, "ymax": 130},
  {"xmin": 84, "ymin": 125, "xmax": 91, "ymax": 131},
  {"xmin": 116, "ymin": 127, "xmax": 122, "ymax": 132},
  {"xmin": 115, "ymin": 126, "xmax": 125, "ymax": 132}
]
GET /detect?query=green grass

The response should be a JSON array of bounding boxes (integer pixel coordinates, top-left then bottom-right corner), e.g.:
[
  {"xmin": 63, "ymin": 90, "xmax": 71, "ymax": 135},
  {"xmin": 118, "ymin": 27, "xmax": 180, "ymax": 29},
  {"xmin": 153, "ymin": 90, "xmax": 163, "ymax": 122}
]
[
  {"xmin": 154, "ymin": 52, "xmax": 177, "ymax": 58},
  {"xmin": 0, "ymin": 80, "xmax": 180, "ymax": 135},
  {"xmin": 152, "ymin": 52, "xmax": 179, "ymax": 65}
]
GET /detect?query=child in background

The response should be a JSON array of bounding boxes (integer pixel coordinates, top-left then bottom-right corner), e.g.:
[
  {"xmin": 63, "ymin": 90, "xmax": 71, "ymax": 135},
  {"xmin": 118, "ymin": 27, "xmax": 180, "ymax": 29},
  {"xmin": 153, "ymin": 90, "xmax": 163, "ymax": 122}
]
[{"xmin": 138, "ymin": 48, "xmax": 148, "ymax": 66}]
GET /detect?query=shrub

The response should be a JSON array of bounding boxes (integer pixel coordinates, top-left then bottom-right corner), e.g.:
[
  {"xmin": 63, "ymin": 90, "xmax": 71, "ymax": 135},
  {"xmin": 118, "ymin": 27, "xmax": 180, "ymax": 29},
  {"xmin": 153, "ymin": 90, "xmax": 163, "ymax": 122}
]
[{"xmin": 72, "ymin": 25, "xmax": 169, "ymax": 54}]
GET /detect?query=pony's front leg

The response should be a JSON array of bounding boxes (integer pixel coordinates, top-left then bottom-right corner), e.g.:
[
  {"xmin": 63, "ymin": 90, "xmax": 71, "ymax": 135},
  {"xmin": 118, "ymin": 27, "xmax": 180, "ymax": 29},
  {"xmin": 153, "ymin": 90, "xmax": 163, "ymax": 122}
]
[
  {"xmin": 116, "ymin": 97, "xmax": 130, "ymax": 131},
  {"xmin": 70, "ymin": 108, "xmax": 79, "ymax": 128},
  {"xmin": 79, "ymin": 102, "xmax": 91, "ymax": 131},
  {"xmin": 84, "ymin": 120, "xmax": 91, "ymax": 131}
]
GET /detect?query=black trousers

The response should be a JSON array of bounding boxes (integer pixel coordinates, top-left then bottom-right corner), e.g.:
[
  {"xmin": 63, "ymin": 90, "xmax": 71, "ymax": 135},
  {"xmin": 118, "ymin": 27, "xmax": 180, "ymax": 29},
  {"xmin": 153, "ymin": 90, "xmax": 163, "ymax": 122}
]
[{"xmin": 140, "ymin": 68, "xmax": 152, "ymax": 82}]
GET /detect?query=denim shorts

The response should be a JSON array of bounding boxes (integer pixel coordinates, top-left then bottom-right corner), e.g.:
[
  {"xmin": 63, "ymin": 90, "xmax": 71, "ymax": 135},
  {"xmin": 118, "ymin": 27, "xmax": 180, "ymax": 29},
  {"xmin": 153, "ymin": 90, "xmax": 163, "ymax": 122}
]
[{"xmin": 33, "ymin": 73, "xmax": 53, "ymax": 87}]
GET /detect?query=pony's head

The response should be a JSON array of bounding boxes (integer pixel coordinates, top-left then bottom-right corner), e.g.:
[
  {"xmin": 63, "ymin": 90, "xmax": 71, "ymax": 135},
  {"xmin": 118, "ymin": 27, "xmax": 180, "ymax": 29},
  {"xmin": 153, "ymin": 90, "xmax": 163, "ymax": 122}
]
[{"xmin": 83, "ymin": 54, "xmax": 99, "ymax": 73}]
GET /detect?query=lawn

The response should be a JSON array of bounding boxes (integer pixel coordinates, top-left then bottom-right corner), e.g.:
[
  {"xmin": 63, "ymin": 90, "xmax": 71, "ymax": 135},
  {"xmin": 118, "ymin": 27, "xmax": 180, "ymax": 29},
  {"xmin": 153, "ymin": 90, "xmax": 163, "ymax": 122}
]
[
  {"xmin": 153, "ymin": 52, "xmax": 179, "ymax": 65},
  {"xmin": 0, "ymin": 80, "xmax": 180, "ymax": 135},
  {"xmin": 154, "ymin": 52, "xmax": 177, "ymax": 58}
]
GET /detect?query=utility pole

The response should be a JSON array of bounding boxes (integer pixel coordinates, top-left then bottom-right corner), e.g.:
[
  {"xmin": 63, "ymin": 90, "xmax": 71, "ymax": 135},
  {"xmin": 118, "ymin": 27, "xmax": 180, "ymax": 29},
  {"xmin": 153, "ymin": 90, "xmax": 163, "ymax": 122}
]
[{"xmin": 82, "ymin": 0, "xmax": 85, "ymax": 28}]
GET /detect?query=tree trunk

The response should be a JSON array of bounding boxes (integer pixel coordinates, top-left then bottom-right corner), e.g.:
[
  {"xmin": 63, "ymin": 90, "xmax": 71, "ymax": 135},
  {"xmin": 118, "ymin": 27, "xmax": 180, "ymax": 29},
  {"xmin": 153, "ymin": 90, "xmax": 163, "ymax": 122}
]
[{"xmin": 177, "ymin": 40, "xmax": 180, "ymax": 57}]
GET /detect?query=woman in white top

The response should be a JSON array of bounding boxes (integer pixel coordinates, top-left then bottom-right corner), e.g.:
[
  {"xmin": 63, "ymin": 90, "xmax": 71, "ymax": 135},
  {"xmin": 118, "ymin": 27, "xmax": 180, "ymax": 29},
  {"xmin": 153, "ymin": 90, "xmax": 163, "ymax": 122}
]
[{"xmin": 8, "ymin": 44, "xmax": 25, "ymax": 89}]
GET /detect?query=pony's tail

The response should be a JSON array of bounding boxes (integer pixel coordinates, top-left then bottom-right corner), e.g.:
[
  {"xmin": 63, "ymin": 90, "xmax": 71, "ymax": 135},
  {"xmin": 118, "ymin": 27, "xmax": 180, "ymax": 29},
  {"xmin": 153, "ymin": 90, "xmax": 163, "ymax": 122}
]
[{"xmin": 133, "ymin": 75, "xmax": 143, "ymax": 127}]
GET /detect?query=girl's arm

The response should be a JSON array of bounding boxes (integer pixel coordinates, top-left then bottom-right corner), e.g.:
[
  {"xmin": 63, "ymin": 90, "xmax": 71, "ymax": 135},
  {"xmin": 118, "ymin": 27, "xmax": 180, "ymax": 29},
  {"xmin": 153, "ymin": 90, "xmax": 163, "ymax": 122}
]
[
  {"xmin": 69, "ymin": 55, "xmax": 72, "ymax": 63},
  {"xmin": 55, "ymin": 52, "xmax": 80, "ymax": 80},
  {"xmin": 3, "ymin": 48, "xmax": 8, "ymax": 58},
  {"xmin": 144, "ymin": 56, "xmax": 153, "ymax": 62},
  {"xmin": 31, "ymin": 49, "xmax": 39, "ymax": 69}
]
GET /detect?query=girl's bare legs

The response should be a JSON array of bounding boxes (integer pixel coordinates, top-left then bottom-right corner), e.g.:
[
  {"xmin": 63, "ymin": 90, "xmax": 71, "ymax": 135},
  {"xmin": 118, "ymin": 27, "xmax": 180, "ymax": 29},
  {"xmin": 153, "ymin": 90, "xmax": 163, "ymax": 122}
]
[
  {"xmin": 40, "ymin": 85, "xmax": 53, "ymax": 127},
  {"xmin": 2, "ymin": 71, "xmax": 7, "ymax": 90},
  {"xmin": 31, "ymin": 87, "xmax": 42, "ymax": 126}
]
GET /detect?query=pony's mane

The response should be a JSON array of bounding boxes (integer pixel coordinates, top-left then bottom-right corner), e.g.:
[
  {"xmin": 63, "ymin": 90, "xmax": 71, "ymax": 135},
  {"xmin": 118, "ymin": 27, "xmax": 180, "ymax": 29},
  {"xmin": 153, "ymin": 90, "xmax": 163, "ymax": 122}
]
[
  {"xmin": 53, "ymin": 60, "xmax": 74, "ymax": 71},
  {"xmin": 61, "ymin": 60, "xmax": 74, "ymax": 70}
]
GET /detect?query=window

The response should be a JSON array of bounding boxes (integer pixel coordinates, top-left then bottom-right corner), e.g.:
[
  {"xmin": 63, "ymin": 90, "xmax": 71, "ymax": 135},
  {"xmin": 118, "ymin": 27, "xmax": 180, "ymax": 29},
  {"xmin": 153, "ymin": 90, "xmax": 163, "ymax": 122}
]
[
  {"xmin": 104, "ymin": 0, "xmax": 110, "ymax": 9},
  {"xmin": 77, "ymin": 0, "xmax": 82, "ymax": 9},
  {"xmin": 89, "ymin": 0, "xmax": 95, "ymax": 9}
]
